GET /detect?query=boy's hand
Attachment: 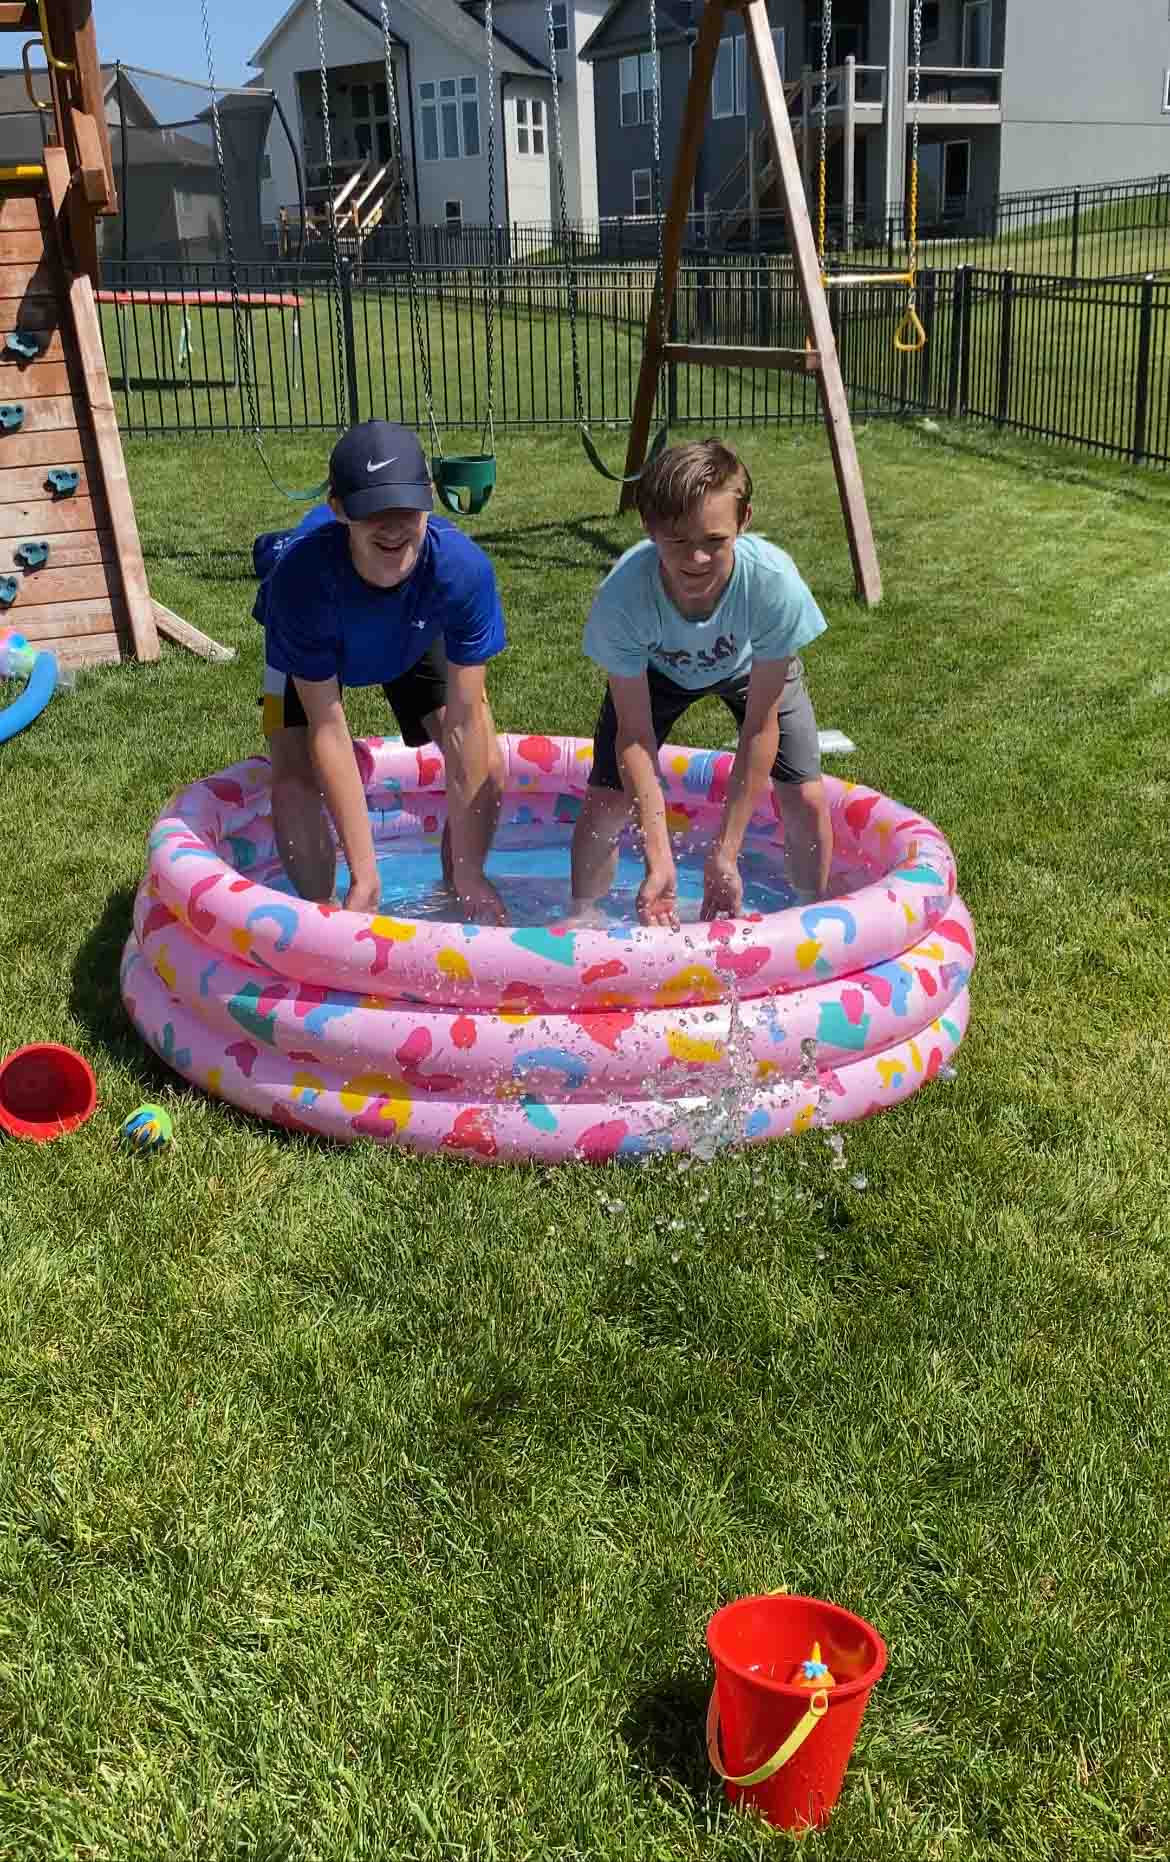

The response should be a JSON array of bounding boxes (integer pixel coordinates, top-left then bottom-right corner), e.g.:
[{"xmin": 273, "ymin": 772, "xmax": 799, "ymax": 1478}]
[
  {"xmin": 701, "ymin": 850, "xmax": 744, "ymax": 921},
  {"xmin": 637, "ymin": 860, "xmax": 680, "ymax": 929},
  {"xmin": 456, "ymin": 872, "xmax": 509, "ymax": 926},
  {"xmin": 344, "ymin": 869, "xmax": 382, "ymax": 913}
]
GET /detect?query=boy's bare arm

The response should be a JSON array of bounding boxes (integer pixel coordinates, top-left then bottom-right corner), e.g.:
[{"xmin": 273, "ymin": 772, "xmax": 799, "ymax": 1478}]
[{"xmin": 294, "ymin": 676, "xmax": 380, "ymax": 911}]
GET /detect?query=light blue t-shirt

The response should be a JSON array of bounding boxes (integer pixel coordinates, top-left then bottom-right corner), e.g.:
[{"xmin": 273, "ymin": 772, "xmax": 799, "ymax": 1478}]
[{"xmin": 583, "ymin": 533, "xmax": 826, "ymax": 692}]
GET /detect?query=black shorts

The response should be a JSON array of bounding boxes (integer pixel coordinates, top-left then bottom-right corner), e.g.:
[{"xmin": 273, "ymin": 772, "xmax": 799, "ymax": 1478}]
[
  {"xmin": 589, "ymin": 657, "xmax": 821, "ymax": 791},
  {"xmin": 260, "ymin": 640, "xmax": 449, "ymax": 748}
]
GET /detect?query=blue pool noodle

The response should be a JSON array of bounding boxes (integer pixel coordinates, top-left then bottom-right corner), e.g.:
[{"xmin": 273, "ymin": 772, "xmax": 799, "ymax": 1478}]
[{"xmin": 0, "ymin": 649, "xmax": 57, "ymax": 743}]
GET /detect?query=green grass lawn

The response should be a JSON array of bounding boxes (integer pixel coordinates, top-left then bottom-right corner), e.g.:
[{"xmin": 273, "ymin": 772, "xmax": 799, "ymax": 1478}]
[{"xmin": 2, "ymin": 420, "xmax": 1170, "ymax": 1860}]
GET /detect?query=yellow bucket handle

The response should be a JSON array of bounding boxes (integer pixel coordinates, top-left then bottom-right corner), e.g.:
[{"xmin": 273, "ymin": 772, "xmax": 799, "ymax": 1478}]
[
  {"xmin": 706, "ymin": 1686, "xmax": 829, "ymax": 1788},
  {"xmin": 894, "ymin": 304, "xmax": 928, "ymax": 354}
]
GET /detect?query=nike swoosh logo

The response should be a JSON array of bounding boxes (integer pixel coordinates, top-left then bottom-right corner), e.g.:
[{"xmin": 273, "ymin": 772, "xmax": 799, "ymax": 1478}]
[{"xmin": 367, "ymin": 455, "xmax": 397, "ymax": 472}]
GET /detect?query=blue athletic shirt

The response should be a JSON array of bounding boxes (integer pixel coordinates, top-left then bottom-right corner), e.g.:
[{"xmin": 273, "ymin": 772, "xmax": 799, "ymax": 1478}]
[{"xmin": 253, "ymin": 505, "xmax": 506, "ymax": 688}]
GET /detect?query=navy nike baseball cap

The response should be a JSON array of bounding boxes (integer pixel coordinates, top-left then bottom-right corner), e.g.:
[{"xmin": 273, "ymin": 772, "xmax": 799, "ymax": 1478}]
[{"xmin": 329, "ymin": 419, "xmax": 433, "ymax": 519}]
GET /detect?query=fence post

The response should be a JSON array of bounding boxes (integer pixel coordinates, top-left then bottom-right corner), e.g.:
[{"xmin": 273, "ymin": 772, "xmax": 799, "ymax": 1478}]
[
  {"xmin": 919, "ymin": 267, "xmax": 936, "ymax": 411},
  {"xmin": 996, "ymin": 269, "xmax": 1014, "ymax": 425},
  {"xmin": 947, "ymin": 266, "xmax": 967, "ymax": 416},
  {"xmin": 667, "ymin": 293, "xmax": 679, "ymax": 425},
  {"xmin": 339, "ymin": 257, "xmax": 360, "ymax": 424},
  {"xmin": 1131, "ymin": 274, "xmax": 1155, "ymax": 464},
  {"xmin": 1070, "ymin": 187, "xmax": 1081, "ymax": 280}
]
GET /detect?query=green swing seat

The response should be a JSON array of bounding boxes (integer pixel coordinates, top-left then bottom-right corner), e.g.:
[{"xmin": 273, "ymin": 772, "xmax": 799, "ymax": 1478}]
[{"xmin": 432, "ymin": 453, "xmax": 496, "ymax": 516}]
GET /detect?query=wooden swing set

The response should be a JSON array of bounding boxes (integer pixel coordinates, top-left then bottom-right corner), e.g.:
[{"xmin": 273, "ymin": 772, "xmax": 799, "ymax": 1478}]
[{"xmin": 617, "ymin": 0, "xmax": 898, "ymax": 606}]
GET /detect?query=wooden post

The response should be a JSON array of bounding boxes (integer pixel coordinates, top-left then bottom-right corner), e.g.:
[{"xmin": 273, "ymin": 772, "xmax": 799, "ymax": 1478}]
[
  {"xmin": 615, "ymin": 0, "xmax": 881, "ymax": 604},
  {"xmin": 617, "ymin": 0, "xmax": 726, "ymax": 511},
  {"xmin": 741, "ymin": 0, "xmax": 880, "ymax": 603},
  {"xmin": 843, "ymin": 54, "xmax": 856, "ymax": 254}
]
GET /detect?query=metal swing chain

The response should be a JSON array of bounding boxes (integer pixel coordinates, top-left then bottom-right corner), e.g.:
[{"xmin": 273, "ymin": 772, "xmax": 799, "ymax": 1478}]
[
  {"xmin": 379, "ymin": 0, "xmax": 441, "ymax": 455},
  {"xmin": 315, "ymin": 0, "xmax": 353, "ymax": 426},
  {"xmin": 818, "ymin": 0, "xmax": 831, "ymax": 267},
  {"xmin": 648, "ymin": 0, "xmax": 666, "ymax": 412},
  {"xmin": 199, "ymin": 0, "xmax": 262, "ymax": 443},
  {"xmin": 545, "ymin": 0, "xmax": 586, "ymax": 431},
  {"xmin": 907, "ymin": 0, "xmax": 922, "ymax": 301},
  {"xmin": 481, "ymin": 0, "xmax": 497, "ymax": 457}
]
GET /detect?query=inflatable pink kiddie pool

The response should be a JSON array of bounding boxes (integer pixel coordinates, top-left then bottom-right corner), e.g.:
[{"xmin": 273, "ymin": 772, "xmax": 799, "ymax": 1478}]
[{"xmin": 121, "ymin": 733, "xmax": 974, "ymax": 1162}]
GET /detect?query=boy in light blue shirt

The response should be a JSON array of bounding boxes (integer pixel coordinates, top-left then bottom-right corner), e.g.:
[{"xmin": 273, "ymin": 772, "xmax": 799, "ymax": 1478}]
[{"xmin": 570, "ymin": 438, "xmax": 831, "ymax": 925}]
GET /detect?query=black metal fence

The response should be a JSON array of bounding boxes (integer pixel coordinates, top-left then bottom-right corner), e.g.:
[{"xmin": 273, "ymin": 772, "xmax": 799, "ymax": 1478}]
[
  {"xmin": 98, "ymin": 257, "xmax": 1170, "ymax": 471},
  {"xmin": 263, "ymin": 169, "xmax": 1170, "ymax": 279}
]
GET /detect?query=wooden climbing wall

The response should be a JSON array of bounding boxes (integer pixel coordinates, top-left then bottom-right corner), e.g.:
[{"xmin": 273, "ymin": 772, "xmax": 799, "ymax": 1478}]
[{"xmin": 0, "ymin": 170, "xmax": 157, "ymax": 666}]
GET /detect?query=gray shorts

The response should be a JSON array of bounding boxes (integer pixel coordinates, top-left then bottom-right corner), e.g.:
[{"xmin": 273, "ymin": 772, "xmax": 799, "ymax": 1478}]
[{"xmin": 589, "ymin": 656, "xmax": 821, "ymax": 791}]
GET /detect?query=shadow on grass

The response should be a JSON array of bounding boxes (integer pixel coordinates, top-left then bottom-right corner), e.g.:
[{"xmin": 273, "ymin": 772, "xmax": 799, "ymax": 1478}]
[
  {"xmin": 620, "ymin": 1674, "xmax": 717, "ymax": 1819},
  {"xmin": 471, "ymin": 514, "xmax": 627, "ymax": 572}
]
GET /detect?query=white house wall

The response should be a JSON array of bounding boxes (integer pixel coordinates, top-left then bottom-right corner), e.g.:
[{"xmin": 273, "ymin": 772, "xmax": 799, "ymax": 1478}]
[{"xmin": 256, "ymin": 0, "xmax": 396, "ymax": 225}]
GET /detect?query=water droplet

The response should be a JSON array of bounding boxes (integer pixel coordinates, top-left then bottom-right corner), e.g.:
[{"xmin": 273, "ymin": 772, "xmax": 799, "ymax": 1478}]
[
  {"xmin": 670, "ymin": 1251, "xmax": 681, "ymax": 1264},
  {"xmin": 669, "ymin": 1218, "xmax": 684, "ymax": 1232},
  {"xmin": 938, "ymin": 1062, "xmax": 958, "ymax": 1083},
  {"xmin": 676, "ymin": 1157, "xmax": 692, "ymax": 1174},
  {"xmin": 815, "ymin": 1247, "xmax": 827, "ymax": 1262},
  {"xmin": 849, "ymin": 1172, "xmax": 868, "ymax": 1192},
  {"xmin": 603, "ymin": 1198, "xmax": 626, "ymax": 1215}
]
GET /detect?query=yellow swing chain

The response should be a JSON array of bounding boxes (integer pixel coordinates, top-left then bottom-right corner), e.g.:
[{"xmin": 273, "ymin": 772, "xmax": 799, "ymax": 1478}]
[{"xmin": 895, "ymin": 0, "xmax": 927, "ymax": 353}]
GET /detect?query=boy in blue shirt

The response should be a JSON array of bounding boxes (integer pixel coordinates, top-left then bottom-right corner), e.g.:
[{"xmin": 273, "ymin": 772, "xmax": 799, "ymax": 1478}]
[
  {"xmin": 569, "ymin": 438, "xmax": 831, "ymax": 926},
  {"xmin": 253, "ymin": 420, "xmax": 508, "ymax": 923}
]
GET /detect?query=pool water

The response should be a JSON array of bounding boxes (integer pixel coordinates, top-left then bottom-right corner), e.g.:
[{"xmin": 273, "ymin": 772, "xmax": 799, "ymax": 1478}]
[{"xmin": 266, "ymin": 829, "xmax": 870, "ymax": 925}]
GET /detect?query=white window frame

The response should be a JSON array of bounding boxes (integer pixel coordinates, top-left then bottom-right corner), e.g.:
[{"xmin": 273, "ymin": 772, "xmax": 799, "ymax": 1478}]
[
  {"xmin": 632, "ymin": 166, "xmax": 652, "ymax": 215},
  {"xmin": 418, "ymin": 75, "xmax": 479, "ymax": 161},
  {"xmin": 550, "ymin": 1, "xmax": 570, "ymax": 55},
  {"xmin": 619, "ymin": 53, "xmax": 639, "ymax": 127},
  {"xmin": 771, "ymin": 26, "xmax": 786, "ymax": 80},
  {"xmin": 514, "ymin": 95, "xmax": 546, "ymax": 157},
  {"xmin": 619, "ymin": 48, "xmax": 659, "ymax": 126},
  {"xmin": 1162, "ymin": 67, "xmax": 1170, "ymax": 112},
  {"xmin": 942, "ymin": 138, "xmax": 971, "ymax": 212},
  {"xmin": 961, "ymin": 0, "xmax": 991, "ymax": 67},
  {"xmin": 735, "ymin": 34, "xmax": 747, "ymax": 115},
  {"xmin": 639, "ymin": 49, "xmax": 657, "ymax": 124}
]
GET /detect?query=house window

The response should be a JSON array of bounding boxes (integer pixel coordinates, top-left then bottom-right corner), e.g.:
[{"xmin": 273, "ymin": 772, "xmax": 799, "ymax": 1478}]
[
  {"xmin": 619, "ymin": 49, "xmax": 659, "ymax": 126},
  {"xmin": 771, "ymin": 26, "xmax": 786, "ymax": 79},
  {"xmin": 515, "ymin": 96, "xmax": 546, "ymax": 156},
  {"xmin": 1163, "ymin": 69, "xmax": 1170, "ymax": 112},
  {"xmin": 713, "ymin": 36, "xmax": 736, "ymax": 117},
  {"xmin": 632, "ymin": 166, "xmax": 652, "ymax": 215},
  {"xmin": 419, "ymin": 76, "xmax": 479, "ymax": 160},
  {"xmin": 551, "ymin": 1, "xmax": 569, "ymax": 53},
  {"xmin": 735, "ymin": 35, "xmax": 747, "ymax": 114},
  {"xmin": 961, "ymin": 0, "xmax": 991, "ymax": 66},
  {"xmin": 445, "ymin": 199, "xmax": 462, "ymax": 225},
  {"xmin": 351, "ymin": 77, "xmax": 392, "ymax": 167},
  {"xmin": 919, "ymin": 2, "xmax": 941, "ymax": 45},
  {"xmin": 943, "ymin": 140, "xmax": 971, "ymax": 213}
]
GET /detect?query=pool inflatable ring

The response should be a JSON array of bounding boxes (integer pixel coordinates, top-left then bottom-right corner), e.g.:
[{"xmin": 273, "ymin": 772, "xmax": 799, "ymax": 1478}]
[{"xmin": 121, "ymin": 734, "xmax": 975, "ymax": 1162}]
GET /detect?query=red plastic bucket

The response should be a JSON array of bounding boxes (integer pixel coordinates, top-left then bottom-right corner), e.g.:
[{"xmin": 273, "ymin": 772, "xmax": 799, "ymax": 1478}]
[
  {"xmin": 707, "ymin": 1592, "xmax": 886, "ymax": 1830},
  {"xmin": 0, "ymin": 1043, "xmax": 97, "ymax": 1141}
]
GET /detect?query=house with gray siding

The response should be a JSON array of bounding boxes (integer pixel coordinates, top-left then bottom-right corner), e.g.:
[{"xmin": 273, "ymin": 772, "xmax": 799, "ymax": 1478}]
[{"xmin": 580, "ymin": 0, "xmax": 1170, "ymax": 243}]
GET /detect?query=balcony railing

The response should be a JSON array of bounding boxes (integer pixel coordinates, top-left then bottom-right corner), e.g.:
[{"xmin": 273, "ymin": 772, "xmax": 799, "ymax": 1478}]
[{"xmin": 910, "ymin": 66, "xmax": 1003, "ymax": 109}]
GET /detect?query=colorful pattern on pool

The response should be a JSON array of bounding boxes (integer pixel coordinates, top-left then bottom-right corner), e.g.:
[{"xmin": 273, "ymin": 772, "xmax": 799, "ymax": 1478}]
[{"xmin": 121, "ymin": 734, "xmax": 975, "ymax": 1162}]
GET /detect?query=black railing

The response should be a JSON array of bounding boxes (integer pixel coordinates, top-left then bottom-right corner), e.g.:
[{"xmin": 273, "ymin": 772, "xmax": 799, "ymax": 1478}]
[{"xmin": 98, "ymin": 257, "xmax": 1170, "ymax": 471}]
